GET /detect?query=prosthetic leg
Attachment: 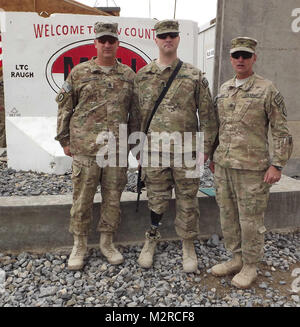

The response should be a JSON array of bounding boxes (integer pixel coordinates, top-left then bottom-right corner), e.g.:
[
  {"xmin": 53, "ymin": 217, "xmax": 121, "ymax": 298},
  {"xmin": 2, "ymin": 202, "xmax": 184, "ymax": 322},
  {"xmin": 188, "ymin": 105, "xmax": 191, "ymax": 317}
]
[{"xmin": 137, "ymin": 211, "xmax": 162, "ymax": 268}]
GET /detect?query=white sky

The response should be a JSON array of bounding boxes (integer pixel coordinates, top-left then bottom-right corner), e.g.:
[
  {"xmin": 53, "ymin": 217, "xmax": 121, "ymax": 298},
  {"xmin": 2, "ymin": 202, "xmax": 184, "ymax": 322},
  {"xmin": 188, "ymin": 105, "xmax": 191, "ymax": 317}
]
[{"xmin": 78, "ymin": 0, "xmax": 217, "ymax": 27}]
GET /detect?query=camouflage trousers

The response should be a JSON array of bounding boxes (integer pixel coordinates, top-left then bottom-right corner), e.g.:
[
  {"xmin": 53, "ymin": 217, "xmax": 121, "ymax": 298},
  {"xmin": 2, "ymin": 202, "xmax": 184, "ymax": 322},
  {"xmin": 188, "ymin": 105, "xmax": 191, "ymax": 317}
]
[
  {"xmin": 214, "ymin": 164, "xmax": 271, "ymax": 264},
  {"xmin": 70, "ymin": 155, "xmax": 127, "ymax": 236},
  {"xmin": 143, "ymin": 152, "xmax": 200, "ymax": 240},
  {"xmin": 0, "ymin": 110, "xmax": 6, "ymax": 148}
]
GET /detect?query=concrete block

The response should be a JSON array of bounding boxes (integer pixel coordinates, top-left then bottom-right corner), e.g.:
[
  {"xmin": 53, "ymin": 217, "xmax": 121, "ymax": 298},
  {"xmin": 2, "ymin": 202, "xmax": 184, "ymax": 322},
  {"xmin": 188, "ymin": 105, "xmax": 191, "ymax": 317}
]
[
  {"xmin": 6, "ymin": 117, "xmax": 72, "ymax": 174},
  {"xmin": 0, "ymin": 175, "xmax": 299, "ymax": 252},
  {"xmin": 5, "ymin": 117, "xmax": 139, "ymax": 174}
]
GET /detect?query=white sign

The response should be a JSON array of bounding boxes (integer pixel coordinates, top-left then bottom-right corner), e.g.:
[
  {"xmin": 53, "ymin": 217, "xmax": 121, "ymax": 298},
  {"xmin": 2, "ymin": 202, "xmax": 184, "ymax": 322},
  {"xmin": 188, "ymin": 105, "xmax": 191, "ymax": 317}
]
[
  {"xmin": 1, "ymin": 12, "xmax": 198, "ymax": 117},
  {"xmin": 206, "ymin": 48, "xmax": 215, "ymax": 59},
  {"xmin": 291, "ymin": 8, "xmax": 300, "ymax": 32},
  {"xmin": 0, "ymin": 12, "xmax": 198, "ymax": 173}
]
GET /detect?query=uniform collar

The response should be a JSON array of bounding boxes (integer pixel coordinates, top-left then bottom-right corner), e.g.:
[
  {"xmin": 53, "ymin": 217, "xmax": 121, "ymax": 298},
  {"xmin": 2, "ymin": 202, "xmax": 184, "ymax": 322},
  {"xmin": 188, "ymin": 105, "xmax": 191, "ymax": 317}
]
[
  {"xmin": 146, "ymin": 57, "xmax": 180, "ymax": 74},
  {"xmin": 229, "ymin": 73, "xmax": 256, "ymax": 91},
  {"xmin": 90, "ymin": 57, "xmax": 124, "ymax": 74}
]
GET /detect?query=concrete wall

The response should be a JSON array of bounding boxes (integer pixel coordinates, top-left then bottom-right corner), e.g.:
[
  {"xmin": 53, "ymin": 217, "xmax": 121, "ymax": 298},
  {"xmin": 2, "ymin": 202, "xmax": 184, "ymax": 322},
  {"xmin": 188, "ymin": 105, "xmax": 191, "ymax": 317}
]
[{"xmin": 214, "ymin": 0, "xmax": 300, "ymax": 176}]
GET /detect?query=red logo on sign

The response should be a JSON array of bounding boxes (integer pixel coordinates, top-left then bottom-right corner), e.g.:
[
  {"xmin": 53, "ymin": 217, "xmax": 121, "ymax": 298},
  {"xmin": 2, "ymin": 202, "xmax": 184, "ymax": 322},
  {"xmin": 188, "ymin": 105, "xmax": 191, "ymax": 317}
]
[{"xmin": 46, "ymin": 40, "xmax": 151, "ymax": 93}]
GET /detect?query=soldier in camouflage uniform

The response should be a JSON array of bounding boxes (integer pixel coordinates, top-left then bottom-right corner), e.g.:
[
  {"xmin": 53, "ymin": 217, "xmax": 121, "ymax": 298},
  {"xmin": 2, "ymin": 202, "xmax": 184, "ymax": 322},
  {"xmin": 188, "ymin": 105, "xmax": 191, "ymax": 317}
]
[
  {"xmin": 0, "ymin": 66, "xmax": 6, "ymax": 148},
  {"xmin": 134, "ymin": 20, "xmax": 218, "ymax": 272},
  {"xmin": 55, "ymin": 22, "xmax": 139, "ymax": 270},
  {"xmin": 211, "ymin": 37, "xmax": 293, "ymax": 288}
]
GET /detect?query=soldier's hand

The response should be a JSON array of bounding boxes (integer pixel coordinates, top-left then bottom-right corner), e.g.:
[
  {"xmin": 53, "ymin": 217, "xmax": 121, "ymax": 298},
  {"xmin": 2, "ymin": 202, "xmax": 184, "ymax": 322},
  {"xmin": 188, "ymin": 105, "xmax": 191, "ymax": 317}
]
[
  {"xmin": 197, "ymin": 153, "xmax": 209, "ymax": 166},
  {"xmin": 209, "ymin": 160, "xmax": 215, "ymax": 174},
  {"xmin": 135, "ymin": 152, "xmax": 140, "ymax": 161},
  {"xmin": 264, "ymin": 166, "xmax": 281, "ymax": 184},
  {"xmin": 63, "ymin": 145, "xmax": 72, "ymax": 157},
  {"xmin": 204, "ymin": 153, "xmax": 209, "ymax": 163}
]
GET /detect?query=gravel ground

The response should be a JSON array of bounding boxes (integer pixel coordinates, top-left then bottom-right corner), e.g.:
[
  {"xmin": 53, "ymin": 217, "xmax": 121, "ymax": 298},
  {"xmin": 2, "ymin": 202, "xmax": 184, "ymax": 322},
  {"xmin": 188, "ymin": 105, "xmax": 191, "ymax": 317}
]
[
  {"xmin": 0, "ymin": 231, "xmax": 299, "ymax": 307},
  {"xmin": 0, "ymin": 161, "xmax": 214, "ymax": 196},
  {"xmin": 0, "ymin": 156, "xmax": 299, "ymax": 307}
]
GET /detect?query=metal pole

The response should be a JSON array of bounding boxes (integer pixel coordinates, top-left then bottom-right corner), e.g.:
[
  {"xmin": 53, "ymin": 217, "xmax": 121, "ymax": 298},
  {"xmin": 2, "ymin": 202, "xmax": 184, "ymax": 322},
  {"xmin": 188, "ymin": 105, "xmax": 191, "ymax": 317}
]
[
  {"xmin": 174, "ymin": 0, "xmax": 177, "ymax": 19},
  {"xmin": 149, "ymin": 0, "xmax": 151, "ymax": 18}
]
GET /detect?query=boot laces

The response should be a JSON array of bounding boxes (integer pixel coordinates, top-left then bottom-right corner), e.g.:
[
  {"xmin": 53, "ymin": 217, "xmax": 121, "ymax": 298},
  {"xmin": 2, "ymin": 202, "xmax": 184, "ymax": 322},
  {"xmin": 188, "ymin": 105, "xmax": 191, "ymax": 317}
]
[
  {"xmin": 74, "ymin": 239, "xmax": 86, "ymax": 256},
  {"xmin": 101, "ymin": 239, "xmax": 120, "ymax": 256}
]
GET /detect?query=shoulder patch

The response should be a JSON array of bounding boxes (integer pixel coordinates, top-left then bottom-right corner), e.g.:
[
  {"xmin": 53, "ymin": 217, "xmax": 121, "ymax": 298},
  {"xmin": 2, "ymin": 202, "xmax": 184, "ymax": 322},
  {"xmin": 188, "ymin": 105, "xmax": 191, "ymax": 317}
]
[
  {"xmin": 62, "ymin": 81, "xmax": 72, "ymax": 93},
  {"xmin": 202, "ymin": 77, "xmax": 209, "ymax": 88},
  {"xmin": 274, "ymin": 92, "xmax": 287, "ymax": 116},
  {"xmin": 274, "ymin": 92, "xmax": 284, "ymax": 106},
  {"xmin": 57, "ymin": 93, "xmax": 64, "ymax": 102}
]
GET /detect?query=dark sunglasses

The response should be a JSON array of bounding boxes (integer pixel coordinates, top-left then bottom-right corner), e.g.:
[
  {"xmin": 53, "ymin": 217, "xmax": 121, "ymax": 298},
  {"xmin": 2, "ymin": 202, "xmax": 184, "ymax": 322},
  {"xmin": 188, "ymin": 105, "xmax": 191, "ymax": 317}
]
[
  {"xmin": 157, "ymin": 32, "xmax": 179, "ymax": 39},
  {"xmin": 231, "ymin": 51, "xmax": 253, "ymax": 59},
  {"xmin": 97, "ymin": 36, "xmax": 118, "ymax": 44}
]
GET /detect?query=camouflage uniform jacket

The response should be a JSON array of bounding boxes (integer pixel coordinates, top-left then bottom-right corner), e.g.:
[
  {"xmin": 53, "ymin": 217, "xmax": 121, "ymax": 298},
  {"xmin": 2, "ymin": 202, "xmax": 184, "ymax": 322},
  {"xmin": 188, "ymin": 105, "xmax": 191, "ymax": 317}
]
[
  {"xmin": 133, "ymin": 58, "xmax": 218, "ymax": 154},
  {"xmin": 55, "ymin": 58, "xmax": 138, "ymax": 156},
  {"xmin": 214, "ymin": 73, "xmax": 293, "ymax": 170}
]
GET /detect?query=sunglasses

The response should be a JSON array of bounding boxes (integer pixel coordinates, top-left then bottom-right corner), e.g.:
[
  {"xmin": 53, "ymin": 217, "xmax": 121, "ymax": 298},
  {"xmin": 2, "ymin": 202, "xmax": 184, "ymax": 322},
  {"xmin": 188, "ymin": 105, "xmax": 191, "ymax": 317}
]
[
  {"xmin": 97, "ymin": 36, "xmax": 118, "ymax": 44},
  {"xmin": 231, "ymin": 51, "xmax": 253, "ymax": 59},
  {"xmin": 157, "ymin": 32, "xmax": 179, "ymax": 39}
]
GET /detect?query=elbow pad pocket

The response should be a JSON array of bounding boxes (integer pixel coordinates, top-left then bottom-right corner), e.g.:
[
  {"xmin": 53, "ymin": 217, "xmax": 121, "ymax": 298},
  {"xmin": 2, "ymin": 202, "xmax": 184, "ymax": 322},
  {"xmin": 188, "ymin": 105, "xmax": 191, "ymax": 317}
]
[{"xmin": 278, "ymin": 135, "xmax": 293, "ymax": 161}]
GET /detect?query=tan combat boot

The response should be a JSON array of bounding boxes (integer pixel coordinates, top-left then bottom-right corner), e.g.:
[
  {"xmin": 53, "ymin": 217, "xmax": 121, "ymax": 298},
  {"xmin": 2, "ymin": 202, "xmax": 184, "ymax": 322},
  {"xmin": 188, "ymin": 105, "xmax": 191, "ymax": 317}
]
[
  {"xmin": 100, "ymin": 232, "xmax": 124, "ymax": 265},
  {"xmin": 231, "ymin": 264, "xmax": 258, "ymax": 289},
  {"xmin": 68, "ymin": 235, "xmax": 88, "ymax": 270},
  {"xmin": 138, "ymin": 230, "xmax": 160, "ymax": 268},
  {"xmin": 211, "ymin": 253, "xmax": 243, "ymax": 277},
  {"xmin": 182, "ymin": 239, "xmax": 198, "ymax": 273}
]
